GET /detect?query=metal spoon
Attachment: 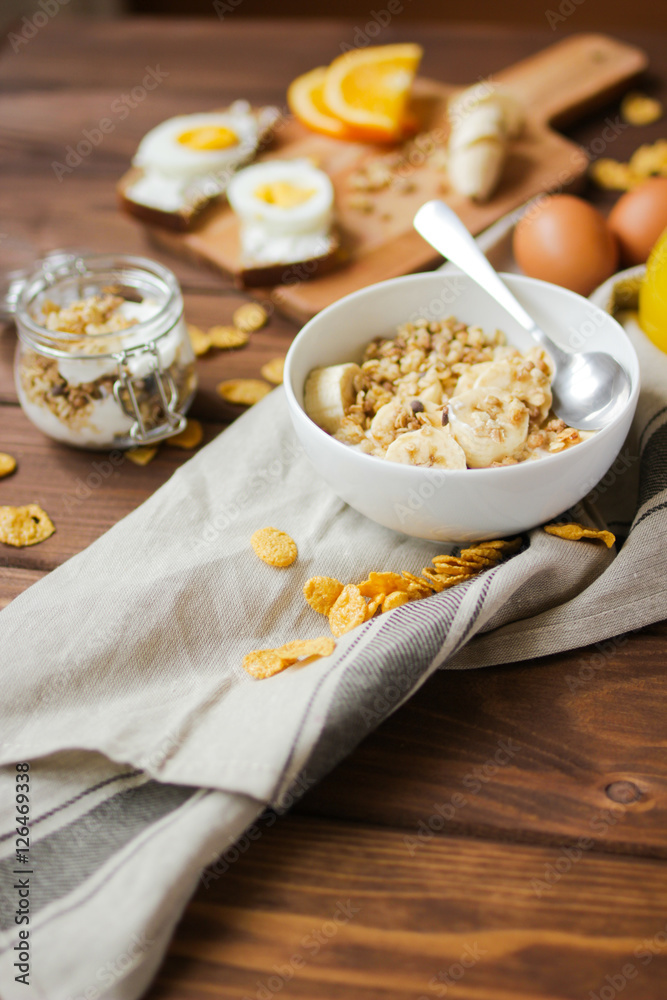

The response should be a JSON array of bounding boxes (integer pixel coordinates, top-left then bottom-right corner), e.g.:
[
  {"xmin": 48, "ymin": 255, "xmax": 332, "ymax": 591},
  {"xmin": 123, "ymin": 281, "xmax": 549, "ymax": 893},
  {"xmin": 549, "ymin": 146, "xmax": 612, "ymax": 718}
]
[{"xmin": 413, "ymin": 200, "xmax": 631, "ymax": 431}]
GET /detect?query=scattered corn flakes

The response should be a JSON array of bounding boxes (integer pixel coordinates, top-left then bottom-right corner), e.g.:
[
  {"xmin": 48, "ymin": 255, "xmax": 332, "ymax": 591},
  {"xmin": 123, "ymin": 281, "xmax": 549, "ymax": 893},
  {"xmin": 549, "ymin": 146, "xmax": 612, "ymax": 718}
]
[
  {"xmin": 126, "ymin": 446, "xmax": 158, "ymax": 466},
  {"xmin": 304, "ymin": 537, "xmax": 523, "ymax": 635},
  {"xmin": 188, "ymin": 323, "xmax": 211, "ymax": 356},
  {"xmin": 0, "ymin": 503, "xmax": 55, "ymax": 547},
  {"xmin": 233, "ymin": 302, "xmax": 268, "ymax": 333},
  {"xmin": 621, "ymin": 91, "xmax": 663, "ymax": 126},
  {"xmin": 329, "ymin": 584, "xmax": 369, "ymax": 637},
  {"xmin": 217, "ymin": 378, "xmax": 272, "ymax": 406},
  {"xmin": 260, "ymin": 357, "xmax": 285, "ymax": 385},
  {"xmin": 544, "ymin": 522, "xmax": 615, "ymax": 548},
  {"xmin": 251, "ymin": 526, "xmax": 298, "ymax": 567},
  {"xmin": 0, "ymin": 453, "xmax": 17, "ymax": 479},
  {"xmin": 590, "ymin": 139, "xmax": 667, "ymax": 191},
  {"xmin": 208, "ymin": 325, "xmax": 250, "ymax": 350},
  {"xmin": 168, "ymin": 418, "xmax": 203, "ymax": 450},
  {"xmin": 303, "ymin": 576, "xmax": 344, "ymax": 615},
  {"xmin": 242, "ymin": 635, "xmax": 335, "ymax": 679}
]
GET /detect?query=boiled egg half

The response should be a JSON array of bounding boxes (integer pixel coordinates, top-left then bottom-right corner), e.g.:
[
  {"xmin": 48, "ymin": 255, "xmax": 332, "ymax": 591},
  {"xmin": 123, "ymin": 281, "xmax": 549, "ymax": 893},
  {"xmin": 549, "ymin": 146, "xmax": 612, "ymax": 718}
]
[{"xmin": 227, "ymin": 158, "xmax": 335, "ymax": 265}]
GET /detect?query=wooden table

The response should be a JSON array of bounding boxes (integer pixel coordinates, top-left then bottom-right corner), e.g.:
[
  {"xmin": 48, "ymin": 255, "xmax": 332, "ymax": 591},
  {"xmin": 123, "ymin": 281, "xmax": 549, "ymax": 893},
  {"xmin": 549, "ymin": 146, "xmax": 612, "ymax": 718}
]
[{"xmin": 2, "ymin": 19, "xmax": 667, "ymax": 1000}]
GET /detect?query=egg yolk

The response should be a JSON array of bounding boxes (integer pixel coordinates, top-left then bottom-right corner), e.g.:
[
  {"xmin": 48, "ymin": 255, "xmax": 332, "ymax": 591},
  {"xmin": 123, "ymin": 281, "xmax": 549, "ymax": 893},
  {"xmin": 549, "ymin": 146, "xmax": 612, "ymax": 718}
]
[
  {"xmin": 254, "ymin": 181, "xmax": 315, "ymax": 208},
  {"xmin": 176, "ymin": 126, "xmax": 239, "ymax": 151}
]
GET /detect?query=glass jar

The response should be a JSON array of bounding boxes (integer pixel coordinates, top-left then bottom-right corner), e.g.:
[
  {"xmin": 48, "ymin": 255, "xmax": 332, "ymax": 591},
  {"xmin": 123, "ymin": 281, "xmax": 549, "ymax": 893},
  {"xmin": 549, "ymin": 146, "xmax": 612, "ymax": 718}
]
[{"xmin": 14, "ymin": 253, "xmax": 197, "ymax": 450}]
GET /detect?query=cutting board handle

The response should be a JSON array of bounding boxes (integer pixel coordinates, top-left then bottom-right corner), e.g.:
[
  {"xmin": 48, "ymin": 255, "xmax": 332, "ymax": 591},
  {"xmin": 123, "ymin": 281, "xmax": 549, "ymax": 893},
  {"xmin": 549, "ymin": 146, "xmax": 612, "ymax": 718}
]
[{"xmin": 496, "ymin": 33, "xmax": 647, "ymax": 128}]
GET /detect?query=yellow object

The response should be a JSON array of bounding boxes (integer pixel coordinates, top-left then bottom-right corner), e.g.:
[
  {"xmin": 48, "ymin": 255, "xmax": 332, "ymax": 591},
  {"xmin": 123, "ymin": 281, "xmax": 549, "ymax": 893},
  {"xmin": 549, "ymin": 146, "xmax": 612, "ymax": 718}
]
[
  {"xmin": 177, "ymin": 126, "xmax": 238, "ymax": 150},
  {"xmin": 254, "ymin": 181, "xmax": 315, "ymax": 208},
  {"xmin": 639, "ymin": 227, "xmax": 667, "ymax": 353},
  {"xmin": 322, "ymin": 43, "xmax": 422, "ymax": 141},
  {"xmin": 287, "ymin": 66, "xmax": 359, "ymax": 140}
]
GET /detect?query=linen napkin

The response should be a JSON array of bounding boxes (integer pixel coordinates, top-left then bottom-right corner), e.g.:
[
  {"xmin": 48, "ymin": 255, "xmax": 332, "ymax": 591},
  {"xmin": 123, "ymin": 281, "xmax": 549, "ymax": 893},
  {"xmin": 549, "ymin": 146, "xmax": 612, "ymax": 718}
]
[{"xmin": 1, "ymin": 316, "xmax": 666, "ymax": 1000}]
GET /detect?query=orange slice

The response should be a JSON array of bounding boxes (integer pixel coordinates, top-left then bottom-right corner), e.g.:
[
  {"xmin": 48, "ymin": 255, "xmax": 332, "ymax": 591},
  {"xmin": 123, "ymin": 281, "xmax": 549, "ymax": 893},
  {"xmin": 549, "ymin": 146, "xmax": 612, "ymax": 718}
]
[
  {"xmin": 288, "ymin": 66, "xmax": 359, "ymax": 141},
  {"xmin": 322, "ymin": 43, "xmax": 423, "ymax": 142}
]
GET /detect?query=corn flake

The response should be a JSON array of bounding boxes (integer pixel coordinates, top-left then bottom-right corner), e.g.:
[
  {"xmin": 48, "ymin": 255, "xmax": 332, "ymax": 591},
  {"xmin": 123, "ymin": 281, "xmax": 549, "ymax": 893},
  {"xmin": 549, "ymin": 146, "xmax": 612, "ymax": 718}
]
[
  {"xmin": 0, "ymin": 504, "xmax": 55, "ymax": 547},
  {"xmin": 243, "ymin": 636, "xmax": 335, "ymax": 679},
  {"xmin": 589, "ymin": 158, "xmax": 636, "ymax": 191},
  {"xmin": 251, "ymin": 526, "xmax": 298, "ymax": 567},
  {"xmin": 126, "ymin": 446, "xmax": 158, "ymax": 466},
  {"xmin": 242, "ymin": 649, "xmax": 287, "ymax": 679},
  {"xmin": 382, "ymin": 590, "xmax": 410, "ymax": 611},
  {"xmin": 168, "ymin": 418, "xmax": 203, "ymax": 450},
  {"xmin": 303, "ymin": 576, "xmax": 344, "ymax": 615},
  {"xmin": 217, "ymin": 378, "xmax": 272, "ymax": 406},
  {"xmin": 621, "ymin": 92, "xmax": 663, "ymax": 126},
  {"xmin": 358, "ymin": 571, "xmax": 409, "ymax": 598},
  {"xmin": 208, "ymin": 325, "xmax": 249, "ymax": 350},
  {"xmin": 233, "ymin": 302, "xmax": 268, "ymax": 333},
  {"xmin": 544, "ymin": 522, "xmax": 615, "ymax": 548},
  {"xmin": 188, "ymin": 323, "xmax": 211, "ymax": 356},
  {"xmin": 260, "ymin": 357, "xmax": 285, "ymax": 385},
  {"xmin": 329, "ymin": 584, "xmax": 368, "ymax": 637},
  {"xmin": 0, "ymin": 453, "xmax": 17, "ymax": 479},
  {"xmin": 275, "ymin": 637, "xmax": 336, "ymax": 660}
]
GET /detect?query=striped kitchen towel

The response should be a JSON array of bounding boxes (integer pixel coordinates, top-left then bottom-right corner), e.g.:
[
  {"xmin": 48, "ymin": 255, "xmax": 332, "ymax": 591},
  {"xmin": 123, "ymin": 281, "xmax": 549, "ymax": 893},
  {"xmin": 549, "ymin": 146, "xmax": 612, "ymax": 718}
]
[{"xmin": 0, "ymin": 317, "xmax": 665, "ymax": 1000}]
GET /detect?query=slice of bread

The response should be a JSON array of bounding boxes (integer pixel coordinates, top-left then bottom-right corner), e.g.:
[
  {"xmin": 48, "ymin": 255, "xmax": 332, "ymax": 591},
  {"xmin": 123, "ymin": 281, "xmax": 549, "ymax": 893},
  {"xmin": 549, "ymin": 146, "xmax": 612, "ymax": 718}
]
[
  {"xmin": 237, "ymin": 230, "xmax": 342, "ymax": 288},
  {"xmin": 117, "ymin": 105, "xmax": 280, "ymax": 232}
]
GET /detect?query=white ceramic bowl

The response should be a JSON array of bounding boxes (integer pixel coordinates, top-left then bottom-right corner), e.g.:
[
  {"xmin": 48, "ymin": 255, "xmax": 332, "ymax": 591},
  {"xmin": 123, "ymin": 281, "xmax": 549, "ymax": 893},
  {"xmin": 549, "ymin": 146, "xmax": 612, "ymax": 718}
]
[{"xmin": 284, "ymin": 272, "xmax": 640, "ymax": 541}]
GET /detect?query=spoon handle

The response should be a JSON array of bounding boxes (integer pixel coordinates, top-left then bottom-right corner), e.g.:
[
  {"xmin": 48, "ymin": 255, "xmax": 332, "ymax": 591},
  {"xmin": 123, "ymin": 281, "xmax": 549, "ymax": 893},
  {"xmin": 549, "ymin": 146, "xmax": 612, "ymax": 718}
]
[{"xmin": 413, "ymin": 201, "xmax": 568, "ymax": 367}]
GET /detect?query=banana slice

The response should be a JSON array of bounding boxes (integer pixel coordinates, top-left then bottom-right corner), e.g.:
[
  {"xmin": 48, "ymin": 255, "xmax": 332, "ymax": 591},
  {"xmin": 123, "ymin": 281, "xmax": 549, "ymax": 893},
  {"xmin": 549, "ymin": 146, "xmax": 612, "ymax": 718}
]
[
  {"xmin": 369, "ymin": 396, "xmax": 405, "ymax": 451},
  {"xmin": 304, "ymin": 363, "xmax": 362, "ymax": 434},
  {"xmin": 385, "ymin": 425, "xmax": 467, "ymax": 469},
  {"xmin": 449, "ymin": 387, "xmax": 529, "ymax": 467},
  {"xmin": 447, "ymin": 84, "xmax": 524, "ymax": 202},
  {"xmin": 454, "ymin": 359, "xmax": 552, "ymax": 424}
]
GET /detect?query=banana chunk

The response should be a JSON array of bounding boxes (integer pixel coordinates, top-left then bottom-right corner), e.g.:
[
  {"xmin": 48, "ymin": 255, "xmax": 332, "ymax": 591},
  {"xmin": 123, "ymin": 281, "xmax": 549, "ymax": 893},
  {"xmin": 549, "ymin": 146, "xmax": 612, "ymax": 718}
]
[
  {"xmin": 447, "ymin": 83, "xmax": 524, "ymax": 202},
  {"xmin": 454, "ymin": 358, "xmax": 552, "ymax": 424},
  {"xmin": 304, "ymin": 363, "xmax": 362, "ymax": 434},
  {"xmin": 449, "ymin": 387, "xmax": 529, "ymax": 467},
  {"xmin": 385, "ymin": 425, "xmax": 467, "ymax": 469}
]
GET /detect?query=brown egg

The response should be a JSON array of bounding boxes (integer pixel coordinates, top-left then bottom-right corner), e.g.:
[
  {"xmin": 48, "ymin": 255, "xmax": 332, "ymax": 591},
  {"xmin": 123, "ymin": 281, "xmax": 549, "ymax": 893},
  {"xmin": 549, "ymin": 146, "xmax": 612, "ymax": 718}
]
[
  {"xmin": 608, "ymin": 177, "xmax": 667, "ymax": 266},
  {"xmin": 513, "ymin": 194, "xmax": 618, "ymax": 297}
]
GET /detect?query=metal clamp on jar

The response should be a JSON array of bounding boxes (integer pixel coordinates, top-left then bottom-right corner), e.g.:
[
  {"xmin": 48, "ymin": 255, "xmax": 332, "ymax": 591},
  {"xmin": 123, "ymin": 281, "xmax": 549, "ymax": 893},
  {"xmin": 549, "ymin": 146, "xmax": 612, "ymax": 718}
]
[{"xmin": 13, "ymin": 253, "xmax": 197, "ymax": 450}]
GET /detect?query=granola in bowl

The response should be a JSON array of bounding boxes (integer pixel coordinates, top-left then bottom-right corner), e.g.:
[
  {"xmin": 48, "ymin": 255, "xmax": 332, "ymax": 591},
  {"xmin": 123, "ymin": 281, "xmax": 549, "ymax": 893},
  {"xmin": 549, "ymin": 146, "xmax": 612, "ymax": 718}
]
[{"xmin": 304, "ymin": 315, "xmax": 593, "ymax": 469}]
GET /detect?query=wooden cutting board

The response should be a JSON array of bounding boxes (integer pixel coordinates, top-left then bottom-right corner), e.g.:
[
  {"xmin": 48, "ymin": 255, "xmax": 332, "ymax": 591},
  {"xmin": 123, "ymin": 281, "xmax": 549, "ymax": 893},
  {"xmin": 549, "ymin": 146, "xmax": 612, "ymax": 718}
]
[{"xmin": 147, "ymin": 33, "xmax": 647, "ymax": 323}]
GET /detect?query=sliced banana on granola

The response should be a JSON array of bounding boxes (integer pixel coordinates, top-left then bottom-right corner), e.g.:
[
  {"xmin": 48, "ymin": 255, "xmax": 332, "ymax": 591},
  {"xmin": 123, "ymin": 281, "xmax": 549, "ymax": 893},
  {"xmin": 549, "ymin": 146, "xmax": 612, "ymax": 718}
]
[
  {"xmin": 304, "ymin": 363, "xmax": 362, "ymax": 435},
  {"xmin": 454, "ymin": 358, "xmax": 552, "ymax": 424},
  {"xmin": 385, "ymin": 425, "xmax": 467, "ymax": 469},
  {"xmin": 449, "ymin": 387, "xmax": 529, "ymax": 467}
]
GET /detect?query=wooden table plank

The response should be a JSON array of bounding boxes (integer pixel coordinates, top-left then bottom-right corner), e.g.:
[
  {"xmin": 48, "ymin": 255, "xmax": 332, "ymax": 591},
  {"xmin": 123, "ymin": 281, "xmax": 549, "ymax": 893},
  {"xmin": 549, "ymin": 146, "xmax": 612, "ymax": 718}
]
[
  {"xmin": 148, "ymin": 814, "xmax": 667, "ymax": 1000},
  {"xmin": 0, "ymin": 403, "xmax": 226, "ymax": 571},
  {"xmin": 0, "ymin": 565, "xmax": 47, "ymax": 608},
  {"xmin": 296, "ymin": 623, "xmax": 667, "ymax": 857}
]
